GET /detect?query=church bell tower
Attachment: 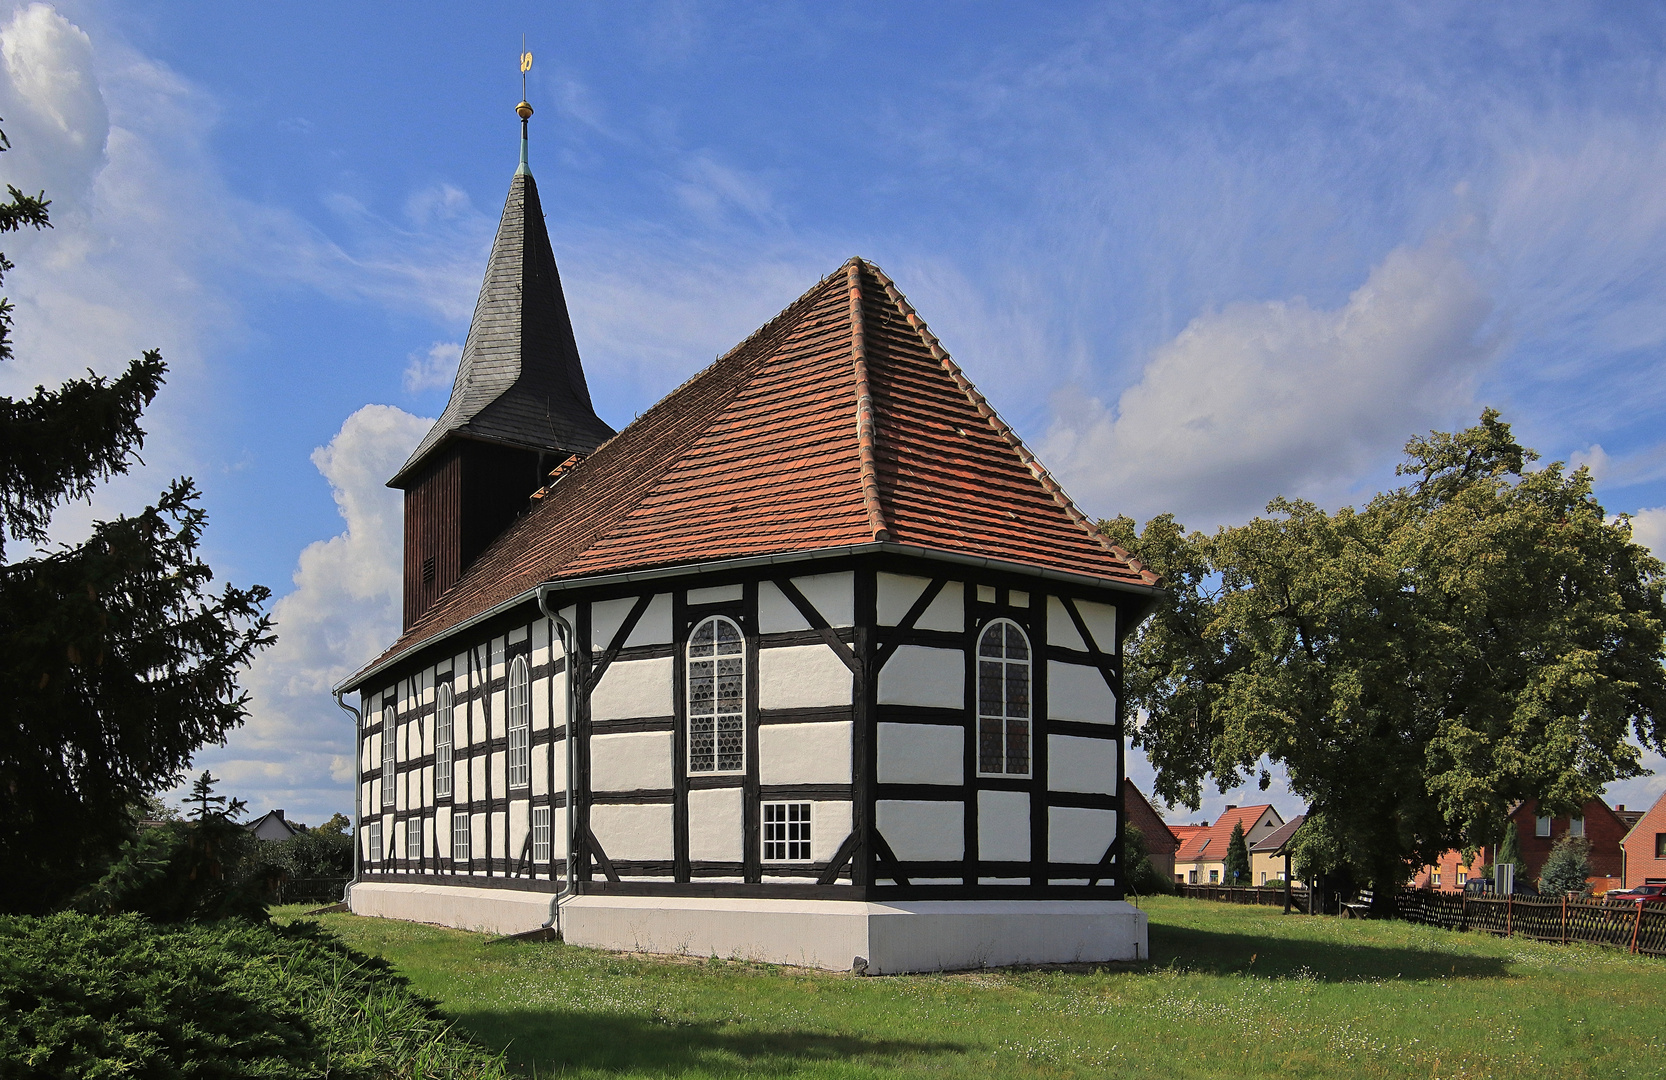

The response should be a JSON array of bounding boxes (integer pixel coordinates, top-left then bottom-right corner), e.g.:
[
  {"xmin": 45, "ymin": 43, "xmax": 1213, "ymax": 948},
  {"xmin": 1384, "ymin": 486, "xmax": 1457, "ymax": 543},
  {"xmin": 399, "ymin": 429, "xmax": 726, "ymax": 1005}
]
[{"xmin": 388, "ymin": 93, "xmax": 614, "ymax": 629}]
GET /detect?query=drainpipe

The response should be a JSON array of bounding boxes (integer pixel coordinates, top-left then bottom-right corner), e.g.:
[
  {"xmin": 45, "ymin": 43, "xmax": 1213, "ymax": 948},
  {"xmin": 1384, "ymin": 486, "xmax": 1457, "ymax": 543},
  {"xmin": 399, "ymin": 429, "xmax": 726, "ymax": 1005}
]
[
  {"xmin": 536, "ymin": 584, "xmax": 577, "ymax": 935},
  {"xmin": 333, "ymin": 689, "xmax": 363, "ymax": 906}
]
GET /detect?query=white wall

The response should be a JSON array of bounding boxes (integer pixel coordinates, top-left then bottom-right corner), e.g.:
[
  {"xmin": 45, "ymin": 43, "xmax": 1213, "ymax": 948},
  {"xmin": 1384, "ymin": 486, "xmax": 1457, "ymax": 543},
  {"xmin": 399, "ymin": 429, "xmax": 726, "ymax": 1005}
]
[
  {"xmin": 758, "ymin": 572, "xmax": 854, "ymax": 632},
  {"xmin": 688, "ymin": 788, "xmax": 744, "ymax": 862},
  {"xmin": 1047, "ymin": 735, "xmax": 1117, "ymax": 794},
  {"xmin": 977, "ymin": 789, "xmax": 1030, "ymax": 862},
  {"xmin": 876, "ymin": 723, "xmax": 963, "ymax": 786},
  {"xmin": 1048, "ymin": 807, "xmax": 1117, "ymax": 865},
  {"xmin": 877, "ymin": 573, "xmax": 963, "ymax": 632},
  {"xmin": 592, "ymin": 657, "xmax": 674, "ymax": 720},
  {"xmin": 1047, "ymin": 597, "xmax": 1088, "ymax": 652},
  {"xmin": 758, "ymin": 644, "xmax": 852, "ymax": 709},
  {"xmin": 877, "ymin": 646, "xmax": 964, "ymax": 708},
  {"xmin": 591, "ymin": 731, "xmax": 674, "ymax": 792},
  {"xmin": 759, "ymin": 721, "xmax": 852, "ymax": 785},
  {"xmin": 592, "ymin": 803, "xmax": 674, "ymax": 861},
  {"xmin": 877, "ymin": 800, "xmax": 964, "ymax": 862},
  {"xmin": 1047, "ymin": 661, "xmax": 1116, "ymax": 724}
]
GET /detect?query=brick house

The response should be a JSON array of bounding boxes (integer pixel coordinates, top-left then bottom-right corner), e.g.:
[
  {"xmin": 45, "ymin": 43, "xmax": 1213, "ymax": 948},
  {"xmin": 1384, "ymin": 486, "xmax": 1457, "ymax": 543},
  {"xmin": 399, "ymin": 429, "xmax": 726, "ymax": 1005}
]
[
  {"xmin": 1122, "ymin": 780, "xmax": 1179, "ymax": 883},
  {"xmin": 1173, "ymin": 805, "xmax": 1283, "ymax": 885},
  {"xmin": 1503, "ymin": 798, "xmax": 1629, "ymax": 882},
  {"xmin": 1621, "ymin": 788, "xmax": 1666, "ymax": 887},
  {"xmin": 1411, "ymin": 848, "xmax": 1485, "ymax": 892}
]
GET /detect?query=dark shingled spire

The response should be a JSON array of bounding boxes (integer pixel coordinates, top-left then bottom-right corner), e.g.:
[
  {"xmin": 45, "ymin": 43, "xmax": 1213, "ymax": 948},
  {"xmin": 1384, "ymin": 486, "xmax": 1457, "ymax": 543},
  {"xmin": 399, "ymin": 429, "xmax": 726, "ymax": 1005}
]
[{"xmin": 389, "ymin": 159, "xmax": 614, "ymax": 489}]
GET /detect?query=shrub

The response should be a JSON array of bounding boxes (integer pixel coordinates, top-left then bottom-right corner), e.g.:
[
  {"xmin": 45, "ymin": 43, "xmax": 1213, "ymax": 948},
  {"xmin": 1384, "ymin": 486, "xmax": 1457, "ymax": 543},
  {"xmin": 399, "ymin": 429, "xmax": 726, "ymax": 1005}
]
[
  {"xmin": 73, "ymin": 816, "xmax": 277, "ymax": 923},
  {"xmin": 1124, "ymin": 825, "xmax": 1175, "ymax": 895},
  {"xmin": 1538, "ymin": 834, "xmax": 1593, "ymax": 897},
  {"xmin": 0, "ymin": 912, "xmax": 506, "ymax": 1079}
]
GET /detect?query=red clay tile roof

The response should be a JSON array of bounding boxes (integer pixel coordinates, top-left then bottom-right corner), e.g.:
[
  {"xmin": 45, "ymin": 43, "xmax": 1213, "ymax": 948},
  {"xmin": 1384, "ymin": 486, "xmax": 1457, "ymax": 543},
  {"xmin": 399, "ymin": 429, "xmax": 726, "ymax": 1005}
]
[
  {"xmin": 1174, "ymin": 805, "xmax": 1279, "ymax": 863},
  {"xmin": 352, "ymin": 258, "xmax": 1156, "ymax": 681}
]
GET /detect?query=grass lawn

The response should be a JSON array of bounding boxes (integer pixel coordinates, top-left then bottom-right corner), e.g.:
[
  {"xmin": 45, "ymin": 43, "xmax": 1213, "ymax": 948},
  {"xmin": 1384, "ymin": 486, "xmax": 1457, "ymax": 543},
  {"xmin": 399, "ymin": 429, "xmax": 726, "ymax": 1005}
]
[{"xmin": 277, "ymin": 896, "xmax": 1666, "ymax": 1079}]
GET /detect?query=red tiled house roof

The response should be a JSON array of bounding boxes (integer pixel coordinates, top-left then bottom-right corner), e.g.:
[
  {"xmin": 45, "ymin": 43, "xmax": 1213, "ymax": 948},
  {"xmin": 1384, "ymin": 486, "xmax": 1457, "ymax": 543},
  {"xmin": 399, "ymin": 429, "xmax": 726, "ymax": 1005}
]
[
  {"xmin": 1174, "ymin": 805, "xmax": 1283, "ymax": 864},
  {"xmin": 350, "ymin": 258, "xmax": 1157, "ymax": 682}
]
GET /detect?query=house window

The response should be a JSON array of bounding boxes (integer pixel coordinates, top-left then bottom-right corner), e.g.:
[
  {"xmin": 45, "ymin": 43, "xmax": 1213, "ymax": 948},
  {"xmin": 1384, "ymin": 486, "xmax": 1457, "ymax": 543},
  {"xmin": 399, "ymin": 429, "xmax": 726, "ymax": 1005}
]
[
  {"xmin": 507, "ymin": 656, "xmax": 531, "ymax": 789},
  {"xmin": 407, "ymin": 817, "xmax": 422, "ymax": 863},
  {"xmin": 1188, "ymin": 870, "xmax": 1198, "ymax": 884},
  {"xmin": 1209, "ymin": 869, "xmax": 1219, "ymax": 883},
  {"xmin": 977, "ymin": 619, "xmax": 1031, "ymax": 776},
  {"xmin": 435, "ymin": 682, "xmax": 454, "ymax": 798},
  {"xmin": 763, "ymin": 803, "xmax": 811, "ymax": 861},
  {"xmin": 1458, "ymin": 871, "xmax": 1467, "ymax": 885},
  {"xmin": 1260, "ymin": 872, "xmax": 1267, "ymax": 885},
  {"xmin": 1535, "ymin": 814, "xmax": 1551, "ymax": 837},
  {"xmin": 452, "ymin": 812, "xmax": 471, "ymax": 863},
  {"xmin": 381, "ymin": 705, "xmax": 396, "ymax": 808},
  {"xmin": 1432, "ymin": 871, "xmax": 1441, "ymax": 887},
  {"xmin": 366, "ymin": 819, "xmax": 383, "ymax": 864},
  {"xmin": 1570, "ymin": 815, "xmax": 1584, "ymax": 837},
  {"xmin": 1655, "ymin": 833, "xmax": 1666, "ymax": 859},
  {"xmin": 532, "ymin": 805, "xmax": 551, "ymax": 864},
  {"xmin": 687, "ymin": 616, "xmax": 745, "ymax": 774}
]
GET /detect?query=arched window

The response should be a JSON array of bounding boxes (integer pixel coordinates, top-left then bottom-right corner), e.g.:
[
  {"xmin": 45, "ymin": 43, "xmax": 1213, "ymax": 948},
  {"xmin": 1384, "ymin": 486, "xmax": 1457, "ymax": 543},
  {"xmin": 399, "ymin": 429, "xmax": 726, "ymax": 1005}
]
[
  {"xmin": 507, "ymin": 655, "xmax": 531, "ymax": 789},
  {"xmin": 687, "ymin": 615, "xmax": 745, "ymax": 774},
  {"xmin": 977, "ymin": 619, "xmax": 1031, "ymax": 776},
  {"xmin": 434, "ymin": 682, "xmax": 454, "ymax": 798},
  {"xmin": 381, "ymin": 704, "xmax": 397, "ymax": 807}
]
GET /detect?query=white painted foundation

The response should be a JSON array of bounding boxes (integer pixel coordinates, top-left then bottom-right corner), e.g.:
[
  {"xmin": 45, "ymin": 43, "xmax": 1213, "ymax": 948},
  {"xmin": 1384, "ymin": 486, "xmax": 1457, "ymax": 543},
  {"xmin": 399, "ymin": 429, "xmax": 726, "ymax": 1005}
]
[{"xmin": 349, "ymin": 884, "xmax": 1148, "ymax": 973}]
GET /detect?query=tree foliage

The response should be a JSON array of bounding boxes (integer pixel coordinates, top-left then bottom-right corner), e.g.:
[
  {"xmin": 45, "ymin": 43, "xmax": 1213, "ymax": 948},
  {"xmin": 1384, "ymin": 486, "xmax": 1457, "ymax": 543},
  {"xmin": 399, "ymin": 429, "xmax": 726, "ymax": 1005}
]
[
  {"xmin": 1122, "ymin": 825, "xmax": 1174, "ymax": 895},
  {"xmin": 1224, "ymin": 821, "xmax": 1251, "ymax": 886},
  {"xmin": 1105, "ymin": 411, "xmax": 1666, "ymax": 893},
  {"xmin": 0, "ymin": 127, "xmax": 272, "ymax": 913},
  {"xmin": 1497, "ymin": 821, "xmax": 1529, "ymax": 888}
]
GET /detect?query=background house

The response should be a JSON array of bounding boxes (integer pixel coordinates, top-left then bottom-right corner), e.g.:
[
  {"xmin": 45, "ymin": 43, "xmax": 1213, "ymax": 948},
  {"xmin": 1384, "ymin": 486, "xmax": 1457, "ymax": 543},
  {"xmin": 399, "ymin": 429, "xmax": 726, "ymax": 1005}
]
[
  {"xmin": 245, "ymin": 809, "xmax": 301, "ymax": 843},
  {"xmin": 1123, "ymin": 781, "xmax": 1179, "ymax": 882},
  {"xmin": 1621, "ymin": 789, "xmax": 1666, "ymax": 887},
  {"xmin": 1173, "ymin": 805, "xmax": 1284, "ymax": 885},
  {"xmin": 1504, "ymin": 798, "xmax": 1628, "ymax": 882},
  {"xmin": 1249, "ymin": 814, "xmax": 1305, "ymax": 886},
  {"xmin": 1411, "ymin": 848, "xmax": 1484, "ymax": 892}
]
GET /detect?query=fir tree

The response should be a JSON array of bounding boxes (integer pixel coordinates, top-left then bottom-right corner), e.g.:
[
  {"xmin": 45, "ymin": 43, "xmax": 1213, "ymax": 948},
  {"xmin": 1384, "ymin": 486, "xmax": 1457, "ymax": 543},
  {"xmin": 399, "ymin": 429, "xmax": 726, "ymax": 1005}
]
[
  {"xmin": 1538, "ymin": 835, "xmax": 1593, "ymax": 897},
  {"xmin": 0, "ymin": 127, "xmax": 272, "ymax": 913},
  {"xmin": 1498, "ymin": 822, "xmax": 1529, "ymax": 889},
  {"xmin": 1224, "ymin": 820, "xmax": 1252, "ymax": 886}
]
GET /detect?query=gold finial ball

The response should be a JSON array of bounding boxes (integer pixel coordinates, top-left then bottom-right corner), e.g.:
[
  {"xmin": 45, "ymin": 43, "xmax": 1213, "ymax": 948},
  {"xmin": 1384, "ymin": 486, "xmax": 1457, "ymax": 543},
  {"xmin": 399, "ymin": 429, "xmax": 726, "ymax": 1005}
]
[{"xmin": 516, "ymin": 101, "xmax": 534, "ymax": 120}]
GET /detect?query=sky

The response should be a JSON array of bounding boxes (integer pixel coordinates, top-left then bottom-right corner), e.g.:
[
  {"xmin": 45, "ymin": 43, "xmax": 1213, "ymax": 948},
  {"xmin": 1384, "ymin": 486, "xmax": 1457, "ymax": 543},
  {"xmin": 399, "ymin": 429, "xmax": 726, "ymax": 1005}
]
[{"xmin": 3, "ymin": 1, "xmax": 1666, "ymax": 829}]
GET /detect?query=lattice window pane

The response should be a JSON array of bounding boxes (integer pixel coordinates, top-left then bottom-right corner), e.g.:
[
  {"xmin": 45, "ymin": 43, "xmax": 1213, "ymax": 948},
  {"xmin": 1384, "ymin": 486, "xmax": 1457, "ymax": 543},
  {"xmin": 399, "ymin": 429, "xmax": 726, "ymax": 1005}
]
[
  {"xmin": 435, "ymin": 684, "xmax": 454, "ymax": 798},
  {"xmin": 407, "ymin": 817, "xmax": 422, "ymax": 862},
  {"xmin": 687, "ymin": 615, "xmax": 745, "ymax": 774},
  {"xmin": 763, "ymin": 802, "xmax": 811, "ymax": 861},
  {"xmin": 452, "ymin": 813, "xmax": 471, "ymax": 862},
  {"xmin": 979, "ymin": 716, "xmax": 1005, "ymax": 774},
  {"xmin": 976, "ymin": 620, "xmax": 1032, "ymax": 777},
  {"xmin": 532, "ymin": 806, "xmax": 551, "ymax": 864},
  {"xmin": 366, "ymin": 820, "xmax": 383, "ymax": 864},
  {"xmin": 507, "ymin": 656, "xmax": 531, "ymax": 789},
  {"xmin": 381, "ymin": 705, "xmax": 396, "ymax": 807}
]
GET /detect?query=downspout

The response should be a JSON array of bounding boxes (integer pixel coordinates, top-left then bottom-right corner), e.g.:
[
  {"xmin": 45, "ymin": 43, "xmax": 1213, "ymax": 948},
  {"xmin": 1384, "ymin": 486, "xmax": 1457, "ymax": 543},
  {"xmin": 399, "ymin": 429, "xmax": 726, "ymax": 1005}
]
[
  {"xmin": 334, "ymin": 689, "xmax": 363, "ymax": 905},
  {"xmin": 537, "ymin": 584, "xmax": 577, "ymax": 935}
]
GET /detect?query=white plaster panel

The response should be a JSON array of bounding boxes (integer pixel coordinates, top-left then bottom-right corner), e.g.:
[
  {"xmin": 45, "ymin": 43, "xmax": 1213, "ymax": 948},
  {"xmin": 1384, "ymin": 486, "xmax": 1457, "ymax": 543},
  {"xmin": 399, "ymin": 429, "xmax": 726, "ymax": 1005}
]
[
  {"xmin": 591, "ymin": 731, "xmax": 673, "ymax": 792},
  {"xmin": 875, "ymin": 723, "xmax": 964, "ymax": 786},
  {"xmin": 759, "ymin": 721, "xmax": 852, "ymax": 785},
  {"xmin": 877, "ymin": 646, "xmax": 965, "ymax": 709},
  {"xmin": 918, "ymin": 581, "xmax": 964, "ymax": 633},
  {"xmin": 1049, "ymin": 807, "xmax": 1117, "ymax": 864},
  {"xmin": 688, "ymin": 788, "xmax": 743, "ymax": 862},
  {"xmin": 1077, "ymin": 600, "xmax": 1118, "ymax": 654},
  {"xmin": 592, "ymin": 656, "xmax": 674, "ymax": 720},
  {"xmin": 687, "ymin": 583, "xmax": 744, "ymax": 605},
  {"xmin": 759, "ymin": 644, "xmax": 853, "ymax": 710},
  {"xmin": 1047, "ymin": 596, "xmax": 1089, "ymax": 652},
  {"xmin": 470, "ymin": 755, "xmax": 485, "ymax": 797},
  {"xmin": 978, "ymin": 789, "xmax": 1031, "ymax": 862},
  {"xmin": 490, "ymin": 751, "xmax": 506, "ymax": 795},
  {"xmin": 590, "ymin": 597, "xmax": 637, "ymax": 652},
  {"xmin": 591, "ymin": 803, "xmax": 674, "ymax": 861},
  {"xmin": 1047, "ymin": 661, "xmax": 1116, "ymax": 724},
  {"xmin": 509, "ymin": 802, "xmax": 529, "ymax": 854},
  {"xmin": 877, "ymin": 573, "xmax": 929, "ymax": 626},
  {"xmin": 549, "ymin": 806, "xmax": 570, "ymax": 857},
  {"xmin": 1009, "ymin": 590, "xmax": 1030, "ymax": 609},
  {"xmin": 1047, "ymin": 735, "xmax": 1118, "ymax": 794},
  {"xmin": 810, "ymin": 802, "xmax": 853, "ymax": 863},
  {"xmin": 758, "ymin": 572, "xmax": 855, "ymax": 633},
  {"xmin": 491, "ymin": 811, "xmax": 507, "ymax": 860},
  {"xmin": 630, "ymin": 594, "xmax": 674, "ymax": 647},
  {"xmin": 876, "ymin": 800, "xmax": 964, "ymax": 862}
]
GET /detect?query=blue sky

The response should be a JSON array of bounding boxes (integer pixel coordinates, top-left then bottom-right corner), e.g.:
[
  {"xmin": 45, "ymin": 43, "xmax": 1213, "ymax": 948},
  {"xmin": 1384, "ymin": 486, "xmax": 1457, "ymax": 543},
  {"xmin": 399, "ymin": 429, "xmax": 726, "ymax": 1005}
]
[{"xmin": 3, "ymin": 1, "xmax": 1666, "ymax": 827}]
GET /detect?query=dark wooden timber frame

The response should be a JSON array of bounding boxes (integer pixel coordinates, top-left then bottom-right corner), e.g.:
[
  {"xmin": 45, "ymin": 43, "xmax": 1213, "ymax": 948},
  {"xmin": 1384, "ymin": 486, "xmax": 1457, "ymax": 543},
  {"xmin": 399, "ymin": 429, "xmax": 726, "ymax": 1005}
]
[{"xmin": 354, "ymin": 550, "xmax": 1142, "ymax": 901}]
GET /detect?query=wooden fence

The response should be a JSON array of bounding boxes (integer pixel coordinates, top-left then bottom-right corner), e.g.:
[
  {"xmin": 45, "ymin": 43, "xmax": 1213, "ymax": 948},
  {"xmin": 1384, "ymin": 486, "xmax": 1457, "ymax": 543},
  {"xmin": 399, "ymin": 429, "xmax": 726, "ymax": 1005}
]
[
  {"xmin": 275, "ymin": 876, "xmax": 350, "ymax": 905},
  {"xmin": 1179, "ymin": 884, "xmax": 1666, "ymax": 957}
]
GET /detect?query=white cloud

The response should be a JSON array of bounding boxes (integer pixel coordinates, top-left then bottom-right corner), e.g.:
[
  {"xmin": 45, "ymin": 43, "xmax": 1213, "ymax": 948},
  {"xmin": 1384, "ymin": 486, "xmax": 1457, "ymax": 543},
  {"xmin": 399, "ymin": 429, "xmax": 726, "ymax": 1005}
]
[
  {"xmin": 1629, "ymin": 506, "xmax": 1666, "ymax": 561},
  {"xmin": 1041, "ymin": 236, "xmax": 1495, "ymax": 528},
  {"xmin": 186, "ymin": 405, "xmax": 430, "ymax": 823},
  {"xmin": 402, "ymin": 340, "xmax": 461, "ymax": 394}
]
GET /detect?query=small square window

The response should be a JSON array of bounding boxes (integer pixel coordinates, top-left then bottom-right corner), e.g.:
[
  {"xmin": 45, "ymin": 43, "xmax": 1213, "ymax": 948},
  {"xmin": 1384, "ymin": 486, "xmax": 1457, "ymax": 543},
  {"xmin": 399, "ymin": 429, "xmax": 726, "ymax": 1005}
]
[
  {"xmin": 532, "ymin": 806, "xmax": 552, "ymax": 864},
  {"xmin": 1535, "ymin": 814, "xmax": 1551, "ymax": 837},
  {"xmin": 1432, "ymin": 871, "xmax": 1441, "ymax": 886},
  {"xmin": 763, "ymin": 803, "xmax": 811, "ymax": 861},
  {"xmin": 1458, "ymin": 872, "xmax": 1467, "ymax": 885},
  {"xmin": 1209, "ymin": 869, "xmax": 1219, "ymax": 883}
]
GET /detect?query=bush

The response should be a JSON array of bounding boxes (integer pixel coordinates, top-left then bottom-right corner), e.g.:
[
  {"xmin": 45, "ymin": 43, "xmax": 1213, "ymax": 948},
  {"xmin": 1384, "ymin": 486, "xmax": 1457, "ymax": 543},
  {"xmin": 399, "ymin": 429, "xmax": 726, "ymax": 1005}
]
[
  {"xmin": 0, "ymin": 912, "xmax": 506, "ymax": 1079},
  {"xmin": 1124, "ymin": 825, "xmax": 1175, "ymax": 895},
  {"xmin": 73, "ymin": 816, "xmax": 277, "ymax": 923},
  {"xmin": 1538, "ymin": 834, "xmax": 1593, "ymax": 897}
]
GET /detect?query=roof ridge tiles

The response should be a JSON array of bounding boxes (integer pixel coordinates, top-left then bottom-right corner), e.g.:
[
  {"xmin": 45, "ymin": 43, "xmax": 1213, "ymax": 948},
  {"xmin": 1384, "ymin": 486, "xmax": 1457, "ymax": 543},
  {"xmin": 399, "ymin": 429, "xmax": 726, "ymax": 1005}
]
[
  {"xmin": 860, "ymin": 261, "xmax": 1160, "ymax": 588},
  {"xmin": 845, "ymin": 260, "xmax": 891, "ymax": 543}
]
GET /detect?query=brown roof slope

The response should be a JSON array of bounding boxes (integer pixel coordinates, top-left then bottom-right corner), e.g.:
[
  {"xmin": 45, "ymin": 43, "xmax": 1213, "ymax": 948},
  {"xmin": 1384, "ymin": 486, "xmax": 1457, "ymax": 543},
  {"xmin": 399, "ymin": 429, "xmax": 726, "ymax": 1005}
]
[{"xmin": 355, "ymin": 258, "xmax": 1153, "ymax": 679}]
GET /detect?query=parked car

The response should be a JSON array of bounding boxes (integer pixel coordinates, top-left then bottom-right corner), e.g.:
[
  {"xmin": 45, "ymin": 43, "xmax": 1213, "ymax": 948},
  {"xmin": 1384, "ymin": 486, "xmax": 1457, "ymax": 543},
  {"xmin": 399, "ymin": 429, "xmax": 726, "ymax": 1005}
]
[
  {"xmin": 1605, "ymin": 883, "xmax": 1666, "ymax": 907},
  {"xmin": 1462, "ymin": 878, "xmax": 1538, "ymax": 897}
]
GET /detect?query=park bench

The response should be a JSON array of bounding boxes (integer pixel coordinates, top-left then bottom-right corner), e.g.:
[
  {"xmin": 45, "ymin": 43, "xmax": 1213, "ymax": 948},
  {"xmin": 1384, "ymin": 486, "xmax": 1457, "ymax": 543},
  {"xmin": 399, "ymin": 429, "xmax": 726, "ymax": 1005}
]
[{"xmin": 1341, "ymin": 889, "xmax": 1374, "ymax": 919}]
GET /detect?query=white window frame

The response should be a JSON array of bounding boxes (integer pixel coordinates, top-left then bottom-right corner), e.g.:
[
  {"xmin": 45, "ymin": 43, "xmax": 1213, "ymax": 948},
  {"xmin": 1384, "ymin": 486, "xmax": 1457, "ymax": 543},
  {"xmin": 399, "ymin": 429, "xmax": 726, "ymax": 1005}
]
[
  {"xmin": 507, "ymin": 656, "xmax": 531, "ymax": 789},
  {"xmin": 976, "ymin": 618, "xmax": 1033, "ymax": 778},
  {"xmin": 406, "ymin": 816, "xmax": 422, "ymax": 862},
  {"xmin": 452, "ymin": 812, "xmax": 471, "ymax": 863},
  {"xmin": 1570, "ymin": 814, "xmax": 1584, "ymax": 837},
  {"xmin": 366, "ymin": 819, "xmax": 383, "ymax": 864},
  {"xmin": 435, "ymin": 682, "xmax": 454, "ymax": 798},
  {"xmin": 380, "ymin": 704, "xmax": 396, "ymax": 808},
  {"xmin": 686, "ymin": 615, "xmax": 747, "ymax": 775},
  {"xmin": 1535, "ymin": 814, "xmax": 1552, "ymax": 837},
  {"xmin": 763, "ymin": 802, "xmax": 812, "ymax": 862},
  {"xmin": 532, "ymin": 805, "xmax": 551, "ymax": 864}
]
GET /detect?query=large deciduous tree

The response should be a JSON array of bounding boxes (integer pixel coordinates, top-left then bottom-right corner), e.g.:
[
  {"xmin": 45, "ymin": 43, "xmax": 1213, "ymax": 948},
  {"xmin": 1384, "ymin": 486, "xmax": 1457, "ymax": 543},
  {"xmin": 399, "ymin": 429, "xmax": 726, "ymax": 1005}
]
[
  {"xmin": 0, "ymin": 128, "xmax": 272, "ymax": 913},
  {"xmin": 1104, "ymin": 411, "xmax": 1666, "ymax": 898}
]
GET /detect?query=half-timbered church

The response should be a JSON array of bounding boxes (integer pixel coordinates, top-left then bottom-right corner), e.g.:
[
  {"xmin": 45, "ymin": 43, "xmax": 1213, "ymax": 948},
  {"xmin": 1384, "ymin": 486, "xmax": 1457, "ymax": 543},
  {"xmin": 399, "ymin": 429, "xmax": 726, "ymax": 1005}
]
[{"xmin": 339, "ymin": 99, "xmax": 1162, "ymax": 972}]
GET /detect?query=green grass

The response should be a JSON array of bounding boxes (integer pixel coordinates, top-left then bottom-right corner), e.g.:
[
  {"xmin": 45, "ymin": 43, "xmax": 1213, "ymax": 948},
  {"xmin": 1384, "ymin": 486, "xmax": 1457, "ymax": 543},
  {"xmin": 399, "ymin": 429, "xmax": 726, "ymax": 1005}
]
[{"xmin": 275, "ymin": 897, "xmax": 1666, "ymax": 1079}]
